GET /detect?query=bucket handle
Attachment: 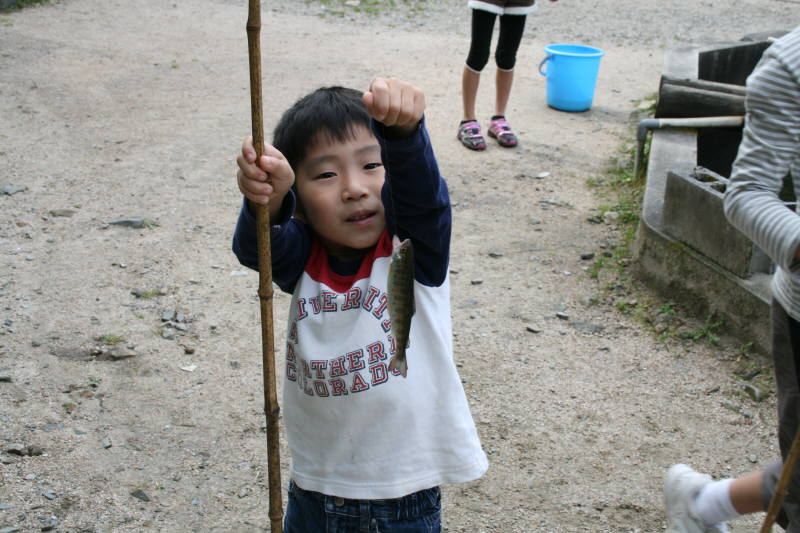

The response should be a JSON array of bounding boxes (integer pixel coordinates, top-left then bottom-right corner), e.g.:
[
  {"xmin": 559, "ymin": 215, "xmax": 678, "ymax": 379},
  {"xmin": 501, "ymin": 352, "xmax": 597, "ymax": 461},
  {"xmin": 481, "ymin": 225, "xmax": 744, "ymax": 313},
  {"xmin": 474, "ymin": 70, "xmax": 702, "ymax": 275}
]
[{"xmin": 538, "ymin": 55, "xmax": 550, "ymax": 76}]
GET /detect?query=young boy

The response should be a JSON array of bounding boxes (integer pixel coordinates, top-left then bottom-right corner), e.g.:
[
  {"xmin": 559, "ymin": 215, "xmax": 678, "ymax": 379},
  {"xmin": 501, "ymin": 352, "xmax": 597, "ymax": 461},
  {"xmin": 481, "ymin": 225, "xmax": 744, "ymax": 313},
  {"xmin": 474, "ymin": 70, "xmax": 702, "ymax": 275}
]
[{"xmin": 232, "ymin": 77, "xmax": 488, "ymax": 532}]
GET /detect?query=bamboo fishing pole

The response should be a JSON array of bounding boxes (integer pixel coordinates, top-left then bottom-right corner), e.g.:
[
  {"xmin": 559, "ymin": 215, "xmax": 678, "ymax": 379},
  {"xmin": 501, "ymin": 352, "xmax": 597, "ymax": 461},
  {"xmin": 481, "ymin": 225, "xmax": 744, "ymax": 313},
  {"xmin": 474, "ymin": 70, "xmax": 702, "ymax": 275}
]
[
  {"xmin": 246, "ymin": 1, "xmax": 283, "ymax": 531},
  {"xmin": 761, "ymin": 424, "xmax": 800, "ymax": 533}
]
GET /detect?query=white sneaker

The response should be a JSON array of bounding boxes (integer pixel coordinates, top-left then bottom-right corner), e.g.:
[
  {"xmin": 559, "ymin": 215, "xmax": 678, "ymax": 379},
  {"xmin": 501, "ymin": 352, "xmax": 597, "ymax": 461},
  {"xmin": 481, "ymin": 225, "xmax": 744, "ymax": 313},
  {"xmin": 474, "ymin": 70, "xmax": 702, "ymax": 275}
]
[{"xmin": 664, "ymin": 464, "xmax": 730, "ymax": 533}]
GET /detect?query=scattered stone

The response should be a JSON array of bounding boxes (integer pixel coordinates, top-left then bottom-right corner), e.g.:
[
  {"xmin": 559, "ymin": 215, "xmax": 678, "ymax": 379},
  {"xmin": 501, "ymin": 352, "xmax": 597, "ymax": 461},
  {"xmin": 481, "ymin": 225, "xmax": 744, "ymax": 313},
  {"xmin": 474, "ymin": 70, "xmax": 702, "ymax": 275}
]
[
  {"xmin": 740, "ymin": 369, "xmax": 761, "ymax": 381},
  {"xmin": 580, "ymin": 252, "xmax": 595, "ymax": 261},
  {"xmin": 721, "ymin": 400, "xmax": 742, "ymax": 413},
  {"xmin": 161, "ymin": 328, "xmax": 176, "ymax": 340},
  {"xmin": 572, "ymin": 322, "xmax": 604, "ymax": 334},
  {"xmin": 237, "ymin": 487, "xmax": 252, "ymax": 498},
  {"xmin": 0, "ymin": 185, "xmax": 27, "ymax": 195},
  {"xmin": 229, "ymin": 361, "xmax": 240, "ymax": 369},
  {"xmin": 40, "ymin": 515, "xmax": 59, "ymax": 531},
  {"xmin": 6, "ymin": 444, "xmax": 30, "ymax": 456},
  {"xmin": 603, "ymin": 211, "xmax": 620, "ymax": 223},
  {"xmin": 180, "ymin": 364, "xmax": 197, "ymax": 372},
  {"xmin": 191, "ymin": 498, "xmax": 201, "ymax": 505},
  {"xmin": 26, "ymin": 445, "xmax": 43, "ymax": 456},
  {"xmin": 555, "ymin": 312, "xmax": 570, "ymax": 321},
  {"xmin": 488, "ymin": 252, "xmax": 503, "ymax": 258},
  {"xmin": 470, "ymin": 279, "xmax": 483, "ymax": 285},
  {"xmin": 535, "ymin": 171, "xmax": 551, "ymax": 179},
  {"xmin": 41, "ymin": 489, "xmax": 57, "ymax": 500},
  {"xmin": 742, "ymin": 383, "xmax": 766, "ymax": 402},
  {"xmin": 0, "ymin": 375, "xmax": 11, "ymax": 382},
  {"xmin": 525, "ymin": 325, "xmax": 542, "ymax": 334},
  {"xmin": 101, "ymin": 437, "xmax": 112, "ymax": 449},
  {"xmin": 230, "ymin": 270, "xmax": 248, "ymax": 277},
  {"xmin": 49, "ymin": 209, "xmax": 77, "ymax": 217},
  {"xmin": 105, "ymin": 217, "xmax": 157, "ymax": 229},
  {"xmin": 0, "ymin": 503, "xmax": 12, "ymax": 510},
  {"xmin": 181, "ymin": 345, "xmax": 196, "ymax": 355},
  {"xmin": 0, "ymin": 526, "xmax": 21, "ymax": 533},
  {"xmin": 161, "ymin": 310, "xmax": 176, "ymax": 322},
  {"xmin": 109, "ymin": 347, "xmax": 137, "ymax": 361},
  {"xmin": 130, "ymin": 489, "xmax": 150, "ymax": 502},
  {"xmin": 529, "ymin": 218, "xmax": 542, "ymax": 226},
  {"xmin": 749, "ymin": 454, "xmax": 759, "ymax": 464},
  {"xmin": 586, "ymin": 215, "xmax": 603, "ymax": 224}
]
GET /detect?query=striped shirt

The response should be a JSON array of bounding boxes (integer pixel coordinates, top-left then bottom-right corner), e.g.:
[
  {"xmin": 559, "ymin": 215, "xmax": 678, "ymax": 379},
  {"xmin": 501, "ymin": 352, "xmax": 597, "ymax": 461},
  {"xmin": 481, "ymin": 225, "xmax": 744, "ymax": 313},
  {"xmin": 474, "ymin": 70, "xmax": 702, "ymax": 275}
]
[{"xmin": 724, "ymin": 25, "xmax": 800, "ymax": 321}]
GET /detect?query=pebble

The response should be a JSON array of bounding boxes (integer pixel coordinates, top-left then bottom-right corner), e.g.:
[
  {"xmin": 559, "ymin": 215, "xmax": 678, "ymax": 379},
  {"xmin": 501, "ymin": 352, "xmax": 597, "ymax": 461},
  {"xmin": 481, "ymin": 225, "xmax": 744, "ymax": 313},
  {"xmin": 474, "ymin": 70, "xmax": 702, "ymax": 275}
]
[
  {"xmin": 525, "ymin": 325, "xmax": 542, "ymax": 334},
  {"xmin": 741, "ymin": 383, "xmax": 765, "ymax": 402},
  {"xmin": 0, "ymin": 375, "xmax": 11, "ymax": 382},
  {"xmin": 470, "ymin": 279, "xmax": 483, "ymax": 285},
  {"xmin": 40, "ymin": 515, "xmax": 59, "ymax": 531},
  {"xmin": 109, "ymin": 347, "xmax": 137, "ymax": 360},
  {"xmin": 41, "ymin": 489, "xmax": 57, "ymax": 500},
  {"xmin": 555, "ymin": 312, "xmax": 570, "ymax": 320},
  {"xmin": 130, "ymin": 489, "xmax": 150, "ymax": 502},
  {"xmin": 603, "ymin": 211, "xmax": 620, "ymax": 223},
  {"xmin": 237, "ymin": 487, "xmax": 252, "ymax": 498},
  {"xmin": 0, "ymin": 185, "xmax": 27, "ymax": 195},
  {"xmin": 572, "ymin": 321, "xmax": 604, "ymax": 334},
  {"xmin": 49, "ymin": 209, "xmax": 76, "ymax": 217},
  {"xmin": 105, "ymin": 217, "xmax": 155, "ymax": 229},
  {"xmin": 0, "ymin": 503, "xmax": 11, "ymax": 510},
  {"xmin": 101, "ymin": 437, "xmax": 112, "ymax": 449},
  {"xmin": 580, "ymin": 252, "xmax": 595, "ymax": 260},
  {"xmin": 0, "ymin": 526, "xmax": 21, "ymax": 533},
  {"xmin": 535, "ymin": 171, "xmax": 551, "ymax": 179}
]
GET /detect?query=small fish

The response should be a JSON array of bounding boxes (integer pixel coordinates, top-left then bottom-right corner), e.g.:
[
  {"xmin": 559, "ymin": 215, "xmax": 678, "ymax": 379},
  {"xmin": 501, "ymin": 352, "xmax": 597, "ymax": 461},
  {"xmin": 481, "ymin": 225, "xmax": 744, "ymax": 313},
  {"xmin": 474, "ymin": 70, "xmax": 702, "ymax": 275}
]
[{"xmin": 387, "ymin": 236, "xmax": 415, "ymax": 378}]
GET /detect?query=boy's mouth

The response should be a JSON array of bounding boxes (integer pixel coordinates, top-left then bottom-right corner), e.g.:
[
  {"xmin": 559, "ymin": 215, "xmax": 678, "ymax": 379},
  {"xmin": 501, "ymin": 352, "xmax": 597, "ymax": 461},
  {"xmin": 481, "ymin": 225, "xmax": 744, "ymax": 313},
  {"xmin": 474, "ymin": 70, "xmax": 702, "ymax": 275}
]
[{"xmin": 345, "ymin": 210, "xmax": 376, "ymax": 223}]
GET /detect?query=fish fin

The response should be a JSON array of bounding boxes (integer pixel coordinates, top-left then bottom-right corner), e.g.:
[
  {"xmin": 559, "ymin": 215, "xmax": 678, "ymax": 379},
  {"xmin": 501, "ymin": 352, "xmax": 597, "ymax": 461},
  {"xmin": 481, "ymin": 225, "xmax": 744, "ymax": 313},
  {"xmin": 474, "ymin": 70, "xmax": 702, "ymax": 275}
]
[{"xmin": 388, "ymin": 355, "xmax": 408, "ymax": 378}]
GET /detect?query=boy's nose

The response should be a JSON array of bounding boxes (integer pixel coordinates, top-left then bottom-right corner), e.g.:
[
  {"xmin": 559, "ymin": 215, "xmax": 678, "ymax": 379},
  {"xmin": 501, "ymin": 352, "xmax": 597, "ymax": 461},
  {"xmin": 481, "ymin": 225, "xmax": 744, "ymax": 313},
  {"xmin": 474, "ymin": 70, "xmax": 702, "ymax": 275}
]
[{"xmin": 341, "ymin": 173, "xmax": 369, "ymax": 200}]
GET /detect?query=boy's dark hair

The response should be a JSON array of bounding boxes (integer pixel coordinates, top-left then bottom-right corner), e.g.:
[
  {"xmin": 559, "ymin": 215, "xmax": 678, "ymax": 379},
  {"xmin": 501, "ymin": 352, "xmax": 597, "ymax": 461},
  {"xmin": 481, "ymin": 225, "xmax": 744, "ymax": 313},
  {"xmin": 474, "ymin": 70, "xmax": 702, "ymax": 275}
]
[{"xmin": 272, "ymin": 86, "xmax": 372, "ymax": 173}]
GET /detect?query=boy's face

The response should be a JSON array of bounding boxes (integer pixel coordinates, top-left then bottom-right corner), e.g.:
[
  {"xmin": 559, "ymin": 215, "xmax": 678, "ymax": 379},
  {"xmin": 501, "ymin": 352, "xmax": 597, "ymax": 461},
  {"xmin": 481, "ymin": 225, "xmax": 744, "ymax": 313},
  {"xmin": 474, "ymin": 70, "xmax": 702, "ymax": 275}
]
[{"xmin": 295, "ymin": 126, "xmax": 385, "ymax": 260}]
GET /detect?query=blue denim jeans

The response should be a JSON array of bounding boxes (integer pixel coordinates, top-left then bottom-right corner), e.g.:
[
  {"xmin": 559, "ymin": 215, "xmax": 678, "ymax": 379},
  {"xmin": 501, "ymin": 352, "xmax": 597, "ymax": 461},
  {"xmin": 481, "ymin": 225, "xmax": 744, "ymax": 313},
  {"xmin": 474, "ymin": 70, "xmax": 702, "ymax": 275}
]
[{"xmin": 284, "ymin": 480, "xmax": 441, "ymax": 533}]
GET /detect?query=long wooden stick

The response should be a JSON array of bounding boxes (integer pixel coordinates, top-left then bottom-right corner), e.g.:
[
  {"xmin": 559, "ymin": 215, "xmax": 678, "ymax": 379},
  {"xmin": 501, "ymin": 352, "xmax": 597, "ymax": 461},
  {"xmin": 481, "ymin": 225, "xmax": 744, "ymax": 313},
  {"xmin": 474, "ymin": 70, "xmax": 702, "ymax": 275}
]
[
  {"xmin": 246, "ymin": 2, "xmax": 283, "ymax": 532},
  {"xmin": 761, "ymin": 424, "xmax": 800, "ymax": 533}
]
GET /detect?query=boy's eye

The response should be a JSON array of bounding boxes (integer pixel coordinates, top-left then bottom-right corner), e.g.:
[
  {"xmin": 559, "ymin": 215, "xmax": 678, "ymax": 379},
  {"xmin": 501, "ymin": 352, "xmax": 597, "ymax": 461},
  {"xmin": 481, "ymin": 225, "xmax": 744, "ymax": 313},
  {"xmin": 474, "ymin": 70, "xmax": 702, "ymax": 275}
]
[
  {"xmin": 314, "ymin": 171, "xmax": 337, "ymax": 180},
  {"xmin": 364, "ymin": 162, "xmax": 383, "ymax": 170}
]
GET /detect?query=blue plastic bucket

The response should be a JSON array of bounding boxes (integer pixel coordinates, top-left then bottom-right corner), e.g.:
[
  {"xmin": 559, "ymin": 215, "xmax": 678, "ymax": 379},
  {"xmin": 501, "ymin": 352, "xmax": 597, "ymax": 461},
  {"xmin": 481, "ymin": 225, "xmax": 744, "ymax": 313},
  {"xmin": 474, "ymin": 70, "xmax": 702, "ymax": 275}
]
[{"xmin": 538, "ymin": 44, "xmax": 604, "ymax": 112}]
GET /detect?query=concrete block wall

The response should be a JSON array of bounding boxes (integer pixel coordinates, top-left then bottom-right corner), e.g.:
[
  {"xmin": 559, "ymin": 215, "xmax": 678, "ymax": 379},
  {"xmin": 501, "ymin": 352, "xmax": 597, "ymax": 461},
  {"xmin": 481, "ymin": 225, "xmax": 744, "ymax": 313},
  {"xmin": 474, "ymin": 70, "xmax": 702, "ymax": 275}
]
[{"xmin": 661, "ymin": 167, "xmax": 772, "ymax": 278}]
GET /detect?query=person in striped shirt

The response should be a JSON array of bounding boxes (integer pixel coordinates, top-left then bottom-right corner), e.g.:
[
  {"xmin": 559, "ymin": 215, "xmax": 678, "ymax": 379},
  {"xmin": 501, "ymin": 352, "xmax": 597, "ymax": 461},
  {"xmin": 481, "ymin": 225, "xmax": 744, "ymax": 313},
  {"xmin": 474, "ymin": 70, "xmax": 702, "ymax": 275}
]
[{"xmin": 663, "ymin": 25, "xmax": 800, "ymax": 533}]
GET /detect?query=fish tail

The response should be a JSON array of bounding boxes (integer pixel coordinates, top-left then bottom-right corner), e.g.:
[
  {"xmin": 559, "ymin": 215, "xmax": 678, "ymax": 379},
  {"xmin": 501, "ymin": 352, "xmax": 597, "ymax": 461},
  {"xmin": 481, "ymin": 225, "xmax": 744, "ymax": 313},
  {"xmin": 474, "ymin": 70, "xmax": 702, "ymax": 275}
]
[{"xmin": 388, "ymin": 354, "xmax": 408, "ymax": 378}]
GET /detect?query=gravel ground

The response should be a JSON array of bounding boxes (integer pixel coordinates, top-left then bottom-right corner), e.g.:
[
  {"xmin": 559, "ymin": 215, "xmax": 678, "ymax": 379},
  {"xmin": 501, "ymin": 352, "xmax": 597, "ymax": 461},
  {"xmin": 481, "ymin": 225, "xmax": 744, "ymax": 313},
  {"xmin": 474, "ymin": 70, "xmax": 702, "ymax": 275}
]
[{"xmin": 0, "ymin": 0, "xmax": 796, "ymax": 531}]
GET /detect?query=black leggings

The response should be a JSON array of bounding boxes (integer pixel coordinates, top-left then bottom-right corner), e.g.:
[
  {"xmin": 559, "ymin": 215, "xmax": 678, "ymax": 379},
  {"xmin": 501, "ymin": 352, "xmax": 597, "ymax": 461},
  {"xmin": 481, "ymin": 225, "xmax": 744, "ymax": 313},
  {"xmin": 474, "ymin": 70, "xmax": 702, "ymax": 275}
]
[{"xmin": 465, "ymin": 9, "xmax": 527, "ymax": 72}]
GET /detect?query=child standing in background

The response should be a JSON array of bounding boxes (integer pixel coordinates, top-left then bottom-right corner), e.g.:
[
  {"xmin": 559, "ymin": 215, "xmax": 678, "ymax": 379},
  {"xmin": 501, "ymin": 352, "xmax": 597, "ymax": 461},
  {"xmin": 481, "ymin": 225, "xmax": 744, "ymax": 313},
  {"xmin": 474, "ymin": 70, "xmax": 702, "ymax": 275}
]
[{"xmin": 458, "ymin": 0, "xmax": 558, "ymax": 151}]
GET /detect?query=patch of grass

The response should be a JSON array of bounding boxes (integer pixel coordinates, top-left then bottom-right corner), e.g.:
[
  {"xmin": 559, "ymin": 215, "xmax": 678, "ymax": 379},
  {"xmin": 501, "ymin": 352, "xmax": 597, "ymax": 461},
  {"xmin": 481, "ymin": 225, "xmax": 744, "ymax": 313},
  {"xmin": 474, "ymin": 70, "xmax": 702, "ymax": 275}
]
[
  {"xmin": 0, "ymin": 16, "xmax": 11, "ymax": 25},
  {"xmin": 0, "ymin": 0, "xmax": 55, "ymax": 12},
  {"xmin": 310, "ymin": 0, "xmax": 429, "ymax": 18},
  {"xmin": 677, "ymin": 314, "xmax": 725, "ymax": 344},
  {"xmin": 86, "ymin": 376, "xmax": 102, "ymax": 388},
  {"xmin": 132, "ymin": 289, "xmax": 165, "ymax": 299},
  {"xmin": 98, "ymin": 334, "xmax": 125, "ymax": 345},
  {"xmin": 658, "ymin": 302, "xmax": 677, "ymax": 315}
]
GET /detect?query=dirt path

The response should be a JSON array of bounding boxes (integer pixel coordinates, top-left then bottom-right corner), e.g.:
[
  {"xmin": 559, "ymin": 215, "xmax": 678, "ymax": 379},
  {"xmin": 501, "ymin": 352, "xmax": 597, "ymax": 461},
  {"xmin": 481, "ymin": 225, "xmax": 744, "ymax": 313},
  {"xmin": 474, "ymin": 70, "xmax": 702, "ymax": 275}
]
[{"xmin": 0, "ymin": 1, "xmax": 793, "ymax": 531}]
